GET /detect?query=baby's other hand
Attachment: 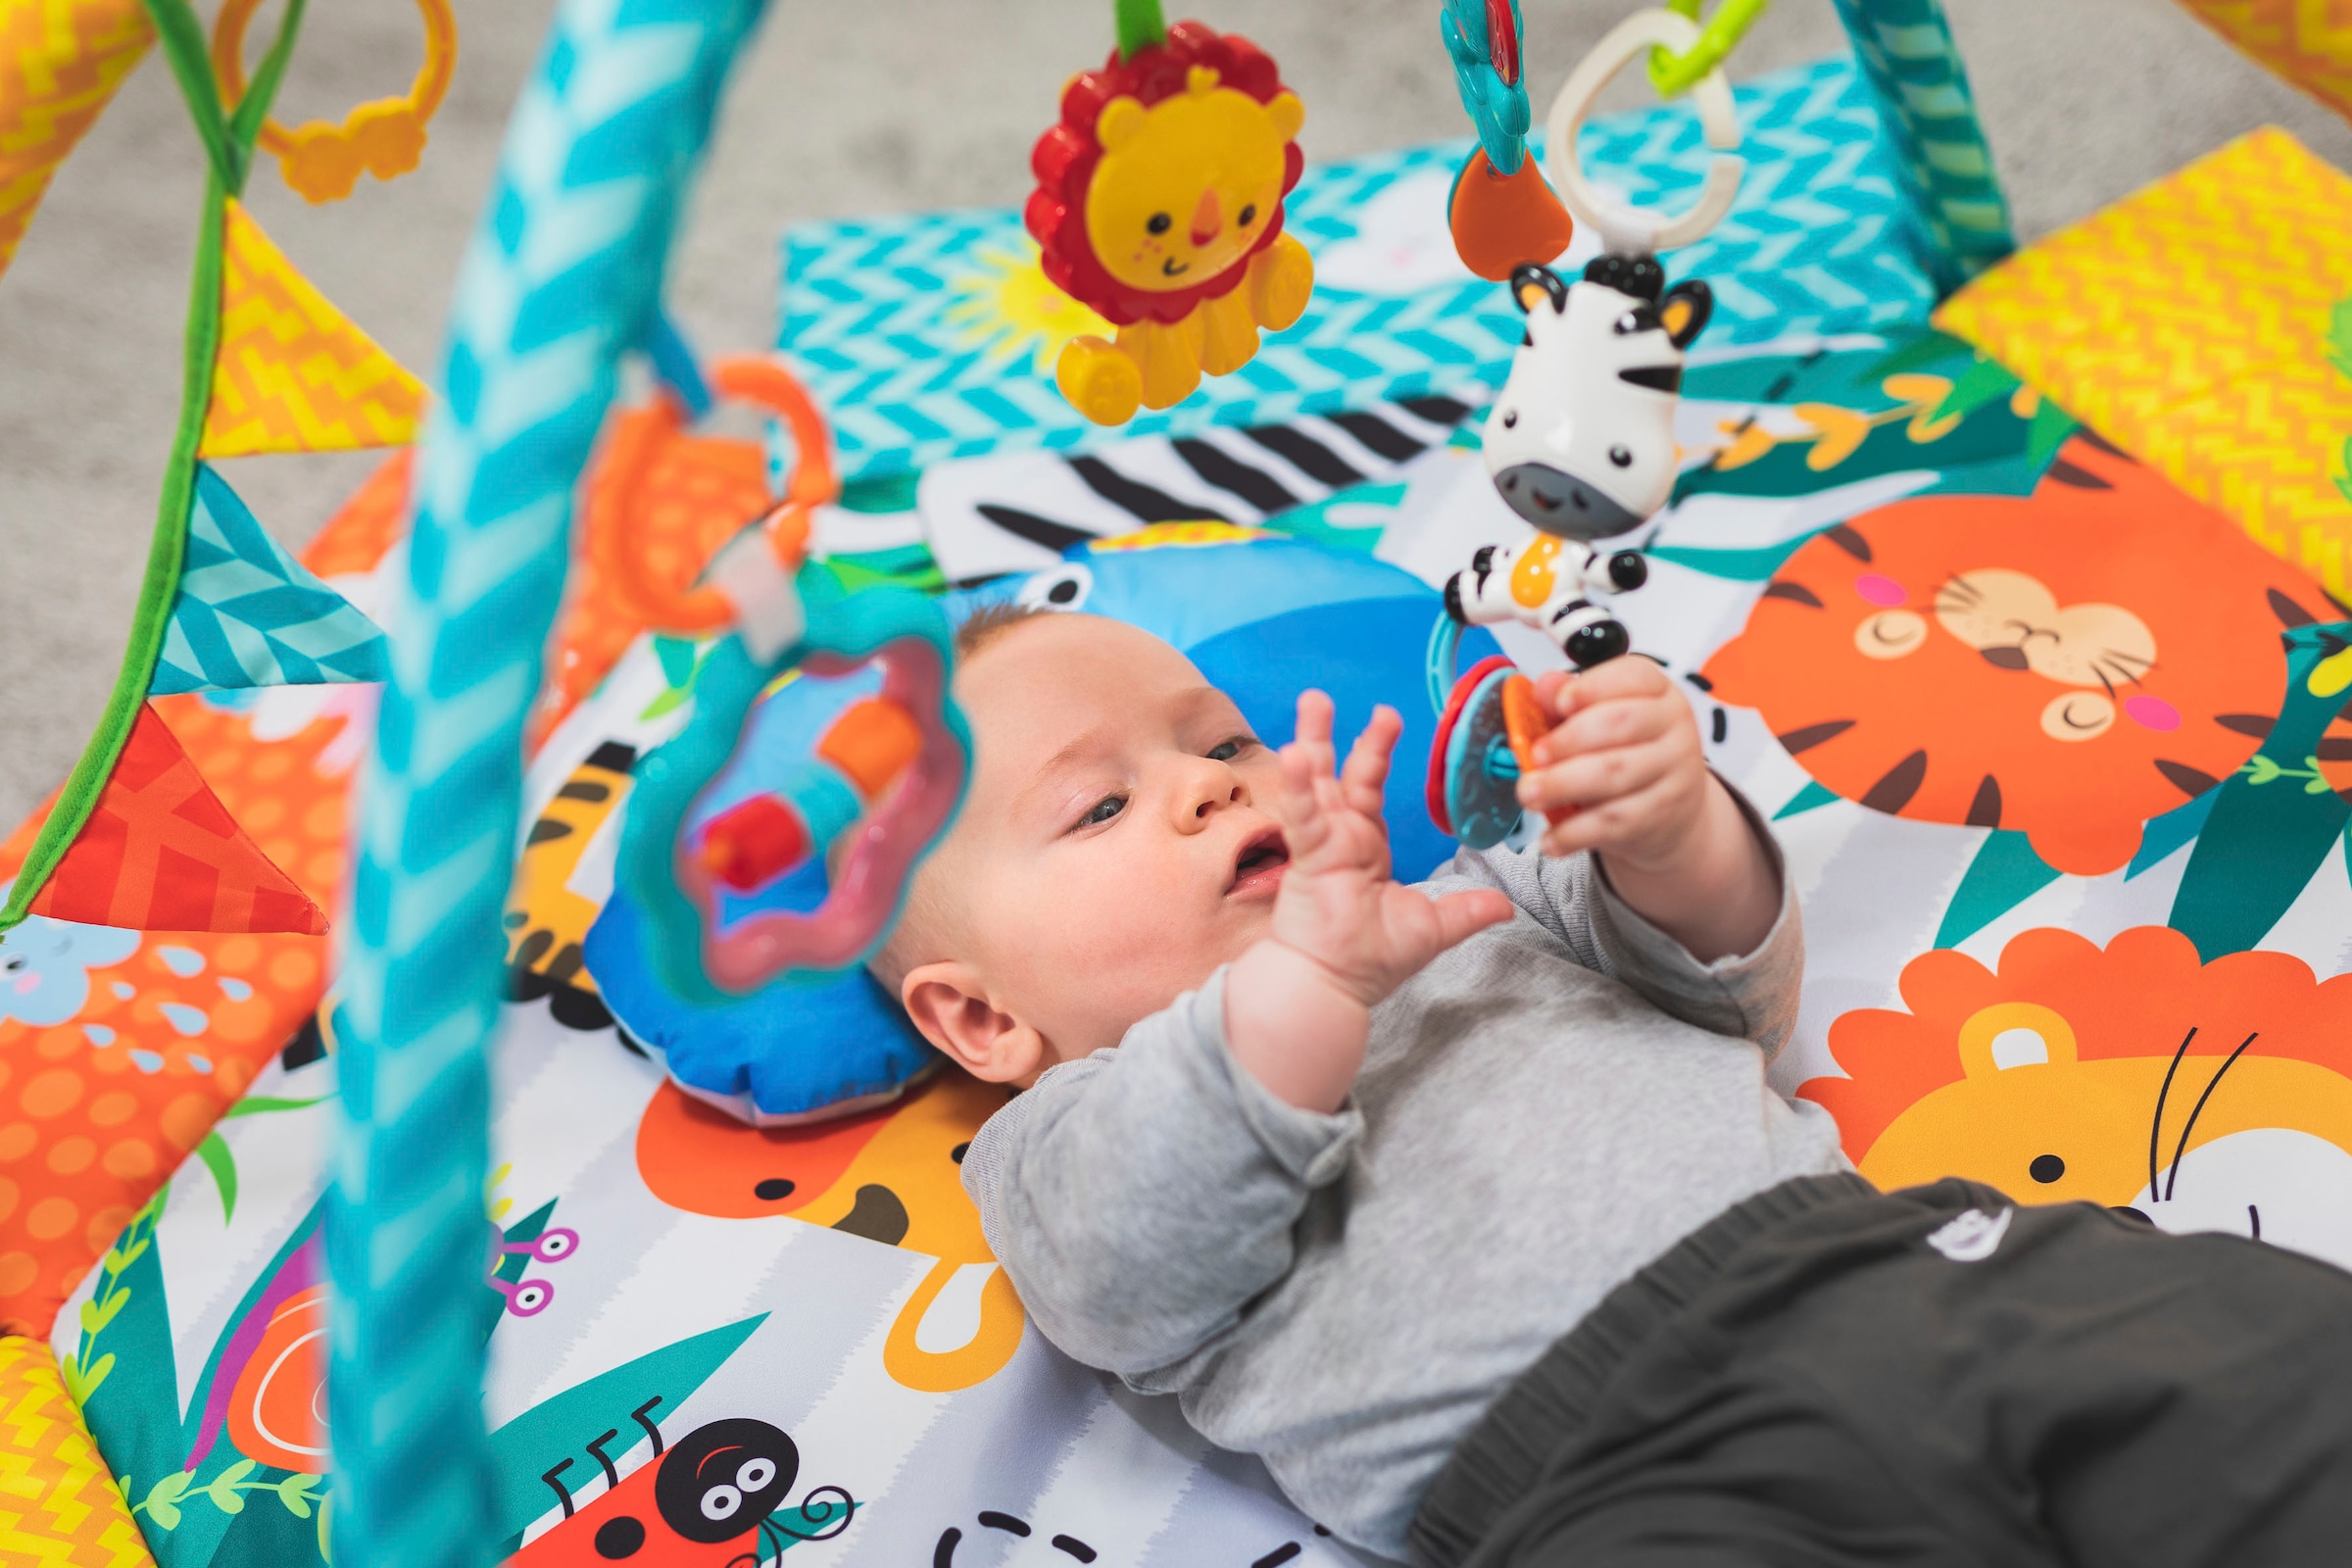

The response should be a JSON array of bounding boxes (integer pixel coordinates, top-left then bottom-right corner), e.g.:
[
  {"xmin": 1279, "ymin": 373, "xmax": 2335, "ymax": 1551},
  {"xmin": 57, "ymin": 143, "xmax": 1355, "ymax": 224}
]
[{"xmin": 1268, "ymin": 692, "xmax": 1512, "ymax": 1008}]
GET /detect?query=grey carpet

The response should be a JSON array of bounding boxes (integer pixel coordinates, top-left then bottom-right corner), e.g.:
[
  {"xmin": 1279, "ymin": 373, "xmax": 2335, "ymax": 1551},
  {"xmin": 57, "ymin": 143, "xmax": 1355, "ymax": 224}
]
[{"xmin": 3, "ymin": 0, "xmax": 2345, "ymax": 831}]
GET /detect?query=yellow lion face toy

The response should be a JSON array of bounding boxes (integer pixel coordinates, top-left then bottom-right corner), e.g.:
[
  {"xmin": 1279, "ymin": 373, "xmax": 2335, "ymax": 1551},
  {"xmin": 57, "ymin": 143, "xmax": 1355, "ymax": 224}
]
[
  {"xmin": 1084, "ymin": 68, "xmax": 1303, "ymax": 295},
  {"xmin": 1807, "ymin": 925, "xmax": 2352, "ymax": 1267}
]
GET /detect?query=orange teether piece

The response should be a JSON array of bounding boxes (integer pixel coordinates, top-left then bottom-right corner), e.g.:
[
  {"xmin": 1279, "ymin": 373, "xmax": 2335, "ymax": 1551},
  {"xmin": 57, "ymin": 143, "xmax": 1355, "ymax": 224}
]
[{"xmin": 1448, "ymin": 146, "xmax": 1576, "ymax": 283}]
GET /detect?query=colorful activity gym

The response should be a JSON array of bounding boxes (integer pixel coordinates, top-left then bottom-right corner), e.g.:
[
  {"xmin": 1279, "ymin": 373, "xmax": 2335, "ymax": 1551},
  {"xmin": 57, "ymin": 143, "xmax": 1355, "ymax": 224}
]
[{"xmin": 4, "ymin": 0, "xmax": 2352, "ymax": 1564}]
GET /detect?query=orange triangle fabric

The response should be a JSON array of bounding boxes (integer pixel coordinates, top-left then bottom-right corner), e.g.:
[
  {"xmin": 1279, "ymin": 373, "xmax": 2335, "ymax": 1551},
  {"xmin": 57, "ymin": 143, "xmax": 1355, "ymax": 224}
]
[
  {"xmin": 26, "ymin": 706, "xmax": 327, "ymax": 934},
  {"xmin": 199, "ymin": 199, "xmax": 427, "ymax": 459}
]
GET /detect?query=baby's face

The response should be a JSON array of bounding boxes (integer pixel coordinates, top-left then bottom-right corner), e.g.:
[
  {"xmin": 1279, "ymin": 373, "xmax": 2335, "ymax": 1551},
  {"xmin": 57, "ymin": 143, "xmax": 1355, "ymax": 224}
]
[{"xmin": 925, "ymin": 613, "xmax": 1290, "ymax": 1062}]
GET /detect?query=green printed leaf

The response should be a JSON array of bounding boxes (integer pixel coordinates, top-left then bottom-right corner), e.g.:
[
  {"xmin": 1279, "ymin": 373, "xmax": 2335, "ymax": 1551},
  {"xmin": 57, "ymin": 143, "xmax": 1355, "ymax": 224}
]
[
  {"xmin": 207, "ymin": 1457, "xmax": 257, "ymax": 1513},
  {"xmin": 1928, "ymin": 353, "xmax": 2020, "ymax": 423},
  {"xmin": 193, "ymin": 1130, "xmax": 239, "ymax": 1224},
  {"xmin": 2328, "ymin": 298, "xmax": 2352, "ymax": 382},
  {"xmin": 318, "ymin": 1491, "xmax": 333, "ymax": 1563},
  {"xmin": 1935, "ymin": 830, "xmax": 2063, "ymax": 950},
  {"xmin": 78, "ymin": 1286, "xmax": 129, "ymax": 1337},
  {"xmin": 1771, "ymin": 780, "xmax": 1842, "ymax": 820},
  {"xmin": 60, "ymin": 1350, "xmax": 113, "ymax": 1405},
  {"xmin": 653, "ymin": 634, "xmax": 700, "ymax": 689},
  {"xmin": 276, "ymin": 1472, "xmax": 320, "ymax": 1519},
  {"xmin": 2024, "ymin": 397, "xmax": 2078, "ymax": 472},
  {"xmin": 487, "ymin": 1314, "xmax": 767, "ymax": 1542},
  {"xmin": 2171, "ymin": 622, "xmax": 2352, "ymax": 958},
  {"xmin": 143, "ymin": 1469, "xmax": 191, "ymax": 1530}
]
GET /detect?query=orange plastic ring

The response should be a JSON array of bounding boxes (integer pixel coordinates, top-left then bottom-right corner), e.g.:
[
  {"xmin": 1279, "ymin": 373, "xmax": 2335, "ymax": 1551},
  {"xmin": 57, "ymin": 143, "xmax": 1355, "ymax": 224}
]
[
  {"xmin": 213, "ymin": 0, "xmax": 458, "ymax": 204},
  {"xmin": 585, "ymin": 356, "xmax": 840, "ymax": 637}
]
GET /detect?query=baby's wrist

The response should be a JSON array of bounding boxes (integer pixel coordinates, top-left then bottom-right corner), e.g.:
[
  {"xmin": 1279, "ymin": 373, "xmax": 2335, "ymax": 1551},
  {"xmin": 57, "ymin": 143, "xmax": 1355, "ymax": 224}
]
[{"xmin": 1223, "ymin": 939, "xmax": 1374, "ymax": 1113}]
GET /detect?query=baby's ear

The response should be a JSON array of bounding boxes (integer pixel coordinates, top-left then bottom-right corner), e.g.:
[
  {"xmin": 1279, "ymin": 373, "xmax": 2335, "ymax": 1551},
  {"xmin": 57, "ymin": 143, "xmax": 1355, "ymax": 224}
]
[{"xmin": 902, "ymin": 963, "xmax": 1049, "ymax": 1084}]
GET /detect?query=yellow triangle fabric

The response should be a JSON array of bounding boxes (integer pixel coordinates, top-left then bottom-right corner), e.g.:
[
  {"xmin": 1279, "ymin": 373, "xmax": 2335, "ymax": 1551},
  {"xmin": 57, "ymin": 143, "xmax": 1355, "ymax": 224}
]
[{"xmin": 199, "ymin": 199, "xmax": 427, "ymax": 459}]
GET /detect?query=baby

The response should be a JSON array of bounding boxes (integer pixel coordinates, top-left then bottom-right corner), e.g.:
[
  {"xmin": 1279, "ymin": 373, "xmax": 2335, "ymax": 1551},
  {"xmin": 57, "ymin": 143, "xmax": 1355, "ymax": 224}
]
[{"xmin": 880, "ymin": 604, "xmax": 2352, "ymax": 1567}]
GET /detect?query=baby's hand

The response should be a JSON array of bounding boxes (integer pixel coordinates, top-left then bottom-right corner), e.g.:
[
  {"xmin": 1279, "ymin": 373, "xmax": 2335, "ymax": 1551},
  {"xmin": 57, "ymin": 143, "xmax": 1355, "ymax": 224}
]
[
  {"xmin": 1225, "ymin": 693, "xmax": 1511, "ymax": 1111},
  {"xmin": 1514, "ymin": 657, "xmax": 1709, "ymax": 868},
  {"xmin": 1516, "ymin": 657, "xmax": 1782, "ymax": 963},
  {"xmin": 1270, "ymin": 692, "xmax": 1514, "ymax": 1005}
]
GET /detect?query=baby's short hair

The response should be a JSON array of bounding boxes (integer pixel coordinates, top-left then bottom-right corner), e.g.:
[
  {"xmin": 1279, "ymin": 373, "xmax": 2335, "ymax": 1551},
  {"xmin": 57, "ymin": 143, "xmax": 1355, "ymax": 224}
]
[
  {"xmin": 953, "ymin": 598, "xmax": 1049, "ymax": 661},
  {"xmin": 868, "ymin": 599, "xmax": 1055, "ymax": 1001}
]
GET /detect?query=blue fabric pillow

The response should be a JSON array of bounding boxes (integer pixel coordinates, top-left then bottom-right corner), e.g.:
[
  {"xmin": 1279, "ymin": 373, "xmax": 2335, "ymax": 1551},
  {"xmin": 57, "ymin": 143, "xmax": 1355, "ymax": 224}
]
[{"xmin": 584, "ymin": 527, "xmax": 1496, "ymax": 1120}]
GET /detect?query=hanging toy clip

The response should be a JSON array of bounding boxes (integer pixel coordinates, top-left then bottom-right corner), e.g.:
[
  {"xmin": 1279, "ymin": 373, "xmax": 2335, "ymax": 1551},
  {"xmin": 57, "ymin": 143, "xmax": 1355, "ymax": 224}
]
[
  {"xmin": 1544, "ymin": 7, "xmax": 1744, "ymax": 257},
  {"xmin": 606, "ymin": 353, "xmax": 972, "ymax": 1005}
]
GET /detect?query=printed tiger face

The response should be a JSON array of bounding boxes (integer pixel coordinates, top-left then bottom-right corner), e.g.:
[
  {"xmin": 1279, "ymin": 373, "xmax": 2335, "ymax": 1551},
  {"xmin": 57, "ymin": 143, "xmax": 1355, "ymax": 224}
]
[{"xmin": 1703, "ymin": 436, "xmax": 2342, "ymax": 874}]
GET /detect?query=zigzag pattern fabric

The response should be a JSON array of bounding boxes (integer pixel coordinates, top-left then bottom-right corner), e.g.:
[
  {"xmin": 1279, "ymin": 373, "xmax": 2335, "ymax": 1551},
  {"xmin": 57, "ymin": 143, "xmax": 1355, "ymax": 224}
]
[
  {"xmin": 149, "ymin": 464, "xmax": 390, "ymax": 696},
  {"xmin": 1935, "ymin": 127, "xmax": 2352, "ymax": 599},
  {"xmin": 0, "ymin": 0, "xmax": 152, "ymax": 284},
  {"xmin": 200, "ymin": 200, "xmax": 426, "ymax": 459},
  {"xmin": 2172, "ymin": 0, "xmax": 2352, "ymax": 123},
  {"xmin": 0, "ymin": 1337, "xmax": 154, "ymax": 1568},
  {"xmin": 781, "ymin": 58, "xmax": 1934, "ymax": 483},
  {"xmin": 1827, "ymin": 0, "xmax": 2014, "ymax": 292},
  {"xmin": 25, "ymin": 705, "xmax": 325, "ymax": 935},
  {"xmin": 330, "ymin": 0, "xmax": 770, "ymax": 1562}
]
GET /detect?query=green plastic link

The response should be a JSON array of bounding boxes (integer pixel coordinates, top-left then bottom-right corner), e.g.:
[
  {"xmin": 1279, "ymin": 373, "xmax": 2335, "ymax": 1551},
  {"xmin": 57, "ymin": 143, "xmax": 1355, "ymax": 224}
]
[{"xmin": 1646, "ymin": 0, "xmax": 1773, "ymax": 100}]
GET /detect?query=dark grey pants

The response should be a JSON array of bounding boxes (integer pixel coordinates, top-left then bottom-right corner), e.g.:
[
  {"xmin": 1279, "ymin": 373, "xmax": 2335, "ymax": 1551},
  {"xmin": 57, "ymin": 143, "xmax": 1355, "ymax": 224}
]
[{"xmin": 1410, "ymin": 1173, "xmax": 2352, "ymax": 1568}]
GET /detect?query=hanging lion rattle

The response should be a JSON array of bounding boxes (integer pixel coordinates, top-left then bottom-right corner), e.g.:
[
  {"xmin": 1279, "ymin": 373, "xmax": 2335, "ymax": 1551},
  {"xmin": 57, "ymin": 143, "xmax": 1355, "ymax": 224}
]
[{"xmin": 1026, "ymin": 2, "xmax": 1315, "ymax": 425}]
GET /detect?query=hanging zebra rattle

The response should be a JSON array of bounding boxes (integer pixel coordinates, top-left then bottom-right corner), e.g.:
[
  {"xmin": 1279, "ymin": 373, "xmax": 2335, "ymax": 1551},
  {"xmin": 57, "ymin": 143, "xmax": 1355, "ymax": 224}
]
[
  {"xmin": 1445, "ymin": 254, "xmax": 1711, "ymax": 668},
  {"xmin": 1427, "ymin": 7, "xmax": 1745, "ymax": 850}
]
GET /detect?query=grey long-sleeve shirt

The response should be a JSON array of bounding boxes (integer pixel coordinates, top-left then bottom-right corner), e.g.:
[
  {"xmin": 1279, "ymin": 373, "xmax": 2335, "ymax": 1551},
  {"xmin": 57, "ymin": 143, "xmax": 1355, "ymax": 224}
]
[{"xmin": 960, "ymin": 831, "xmax": 1845, "ymax": 1559}]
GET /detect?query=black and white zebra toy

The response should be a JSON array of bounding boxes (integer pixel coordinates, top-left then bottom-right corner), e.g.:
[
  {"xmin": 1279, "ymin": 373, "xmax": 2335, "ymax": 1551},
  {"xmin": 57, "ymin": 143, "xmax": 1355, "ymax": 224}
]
[{"xmin": 1443, "ymin": 256, "xmax": 1710, "ymax": 668}]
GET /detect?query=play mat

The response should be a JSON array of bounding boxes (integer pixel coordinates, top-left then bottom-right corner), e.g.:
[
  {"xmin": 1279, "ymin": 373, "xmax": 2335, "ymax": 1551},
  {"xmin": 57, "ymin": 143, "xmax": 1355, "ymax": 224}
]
[{"xmin": 6, "ymin": 1, "xmax": 2352, "ymax": 1565}]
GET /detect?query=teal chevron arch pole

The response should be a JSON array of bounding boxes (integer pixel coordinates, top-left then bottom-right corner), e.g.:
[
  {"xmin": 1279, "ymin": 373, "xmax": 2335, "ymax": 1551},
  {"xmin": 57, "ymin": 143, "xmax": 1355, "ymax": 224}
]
[
  {"xmin": 1828, "ymin": 0, "xmax": 2014, "ymax": 294},
  {"xmin": 328, "ymin": 0, "xmax": 770, "ymax": 1562}
]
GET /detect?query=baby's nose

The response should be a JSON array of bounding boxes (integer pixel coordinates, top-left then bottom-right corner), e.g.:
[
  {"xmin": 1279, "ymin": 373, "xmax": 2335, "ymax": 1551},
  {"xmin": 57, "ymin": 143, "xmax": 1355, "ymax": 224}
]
[{"xmin": 1196, "ymin": 783, "xmax": 1243, "ymax": 816}]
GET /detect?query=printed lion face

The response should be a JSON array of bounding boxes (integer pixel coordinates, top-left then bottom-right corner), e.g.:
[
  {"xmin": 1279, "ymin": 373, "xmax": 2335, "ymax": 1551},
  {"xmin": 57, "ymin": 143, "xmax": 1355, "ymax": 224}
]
[
  {"xmin": 1702, "ymin": 435, "xmax": 2339, "ymax": 873},
  {"xmin": 1804, "ymin": 926, "xmax": 2352, "ymax": 1267}
]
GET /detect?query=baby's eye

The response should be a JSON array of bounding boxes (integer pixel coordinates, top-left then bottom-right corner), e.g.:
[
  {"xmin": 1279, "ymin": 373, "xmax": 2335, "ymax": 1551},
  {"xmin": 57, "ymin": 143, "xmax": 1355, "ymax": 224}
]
[
  {"xmin": 1206, "ymin": 739, "xmax": 1244, "ymax": 762},
  {"xmin": 1075, "ymin": 794, "xmax": 1126, "ymax": 829}
]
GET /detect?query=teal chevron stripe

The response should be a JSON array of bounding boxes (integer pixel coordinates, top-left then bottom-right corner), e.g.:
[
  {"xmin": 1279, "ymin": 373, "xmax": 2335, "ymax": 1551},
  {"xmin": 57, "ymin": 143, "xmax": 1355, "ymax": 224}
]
[
  {"xmin": 148, "ymin": 462, "xmax": 389, "ymax": 695},
  {"xmin": 781, "ymin": 56, "xmax": 1936, "ymax": 483},
  {"xmin": 331, "ymin": 1, "xmax": 771, "ymax": 1565},
  {"xmin": 1827, "ymin": 0, "xmax": 2014, "ymax": 293}
]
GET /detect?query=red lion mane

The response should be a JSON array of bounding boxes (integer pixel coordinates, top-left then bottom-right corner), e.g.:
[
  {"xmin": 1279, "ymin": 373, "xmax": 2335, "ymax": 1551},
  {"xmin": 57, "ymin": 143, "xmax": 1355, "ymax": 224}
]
[{"xmin": 1024, "ymin": 22, "xmax": 1304, "ymax": 328}]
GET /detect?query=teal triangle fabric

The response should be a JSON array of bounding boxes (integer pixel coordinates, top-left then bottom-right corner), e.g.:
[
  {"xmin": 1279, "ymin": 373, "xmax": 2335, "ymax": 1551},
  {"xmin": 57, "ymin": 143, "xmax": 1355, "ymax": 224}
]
[{"xmin": 149, "ymin": 463, "xmax": 391, "ymax": 696}]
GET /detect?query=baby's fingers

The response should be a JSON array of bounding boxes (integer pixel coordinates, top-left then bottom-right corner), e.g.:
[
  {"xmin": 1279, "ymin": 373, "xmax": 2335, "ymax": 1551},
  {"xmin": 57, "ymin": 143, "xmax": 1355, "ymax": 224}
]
[
  {"xmin": 1429, "ymin": 888, "xmax": 1514, "ymax": 952},
  {"xmin": 1292, "ymin": 689, "xmax": 1338, "ymax": 772},
  {"xmin": 1341, "ymin": 706, "xmax": 1400, "ymax": 814},
  {"xmin": 1275, "ymin": 733, "xmax": 1333, "ymax": 845}
]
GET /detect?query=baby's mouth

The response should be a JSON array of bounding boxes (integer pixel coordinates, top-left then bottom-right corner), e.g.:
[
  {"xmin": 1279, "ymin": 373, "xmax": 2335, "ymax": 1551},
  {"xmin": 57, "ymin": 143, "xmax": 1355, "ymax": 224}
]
[{"xmin": 1229, "ymin": 828, "xmax": 1291, "ymax": 897}]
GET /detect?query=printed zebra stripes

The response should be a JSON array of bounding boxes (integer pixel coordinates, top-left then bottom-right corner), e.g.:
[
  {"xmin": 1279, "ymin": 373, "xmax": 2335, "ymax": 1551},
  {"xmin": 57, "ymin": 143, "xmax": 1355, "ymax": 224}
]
[{"xmin": 918, "ymin": 396, "xmax": 1476, "ymax": 581}]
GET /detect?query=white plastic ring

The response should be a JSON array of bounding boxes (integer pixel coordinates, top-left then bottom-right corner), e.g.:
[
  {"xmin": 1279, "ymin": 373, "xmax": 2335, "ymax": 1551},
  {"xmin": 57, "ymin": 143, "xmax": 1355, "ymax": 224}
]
[{"xmin": 1544, "ymin": 8, "xmax": 1745, "ymax": 256}]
